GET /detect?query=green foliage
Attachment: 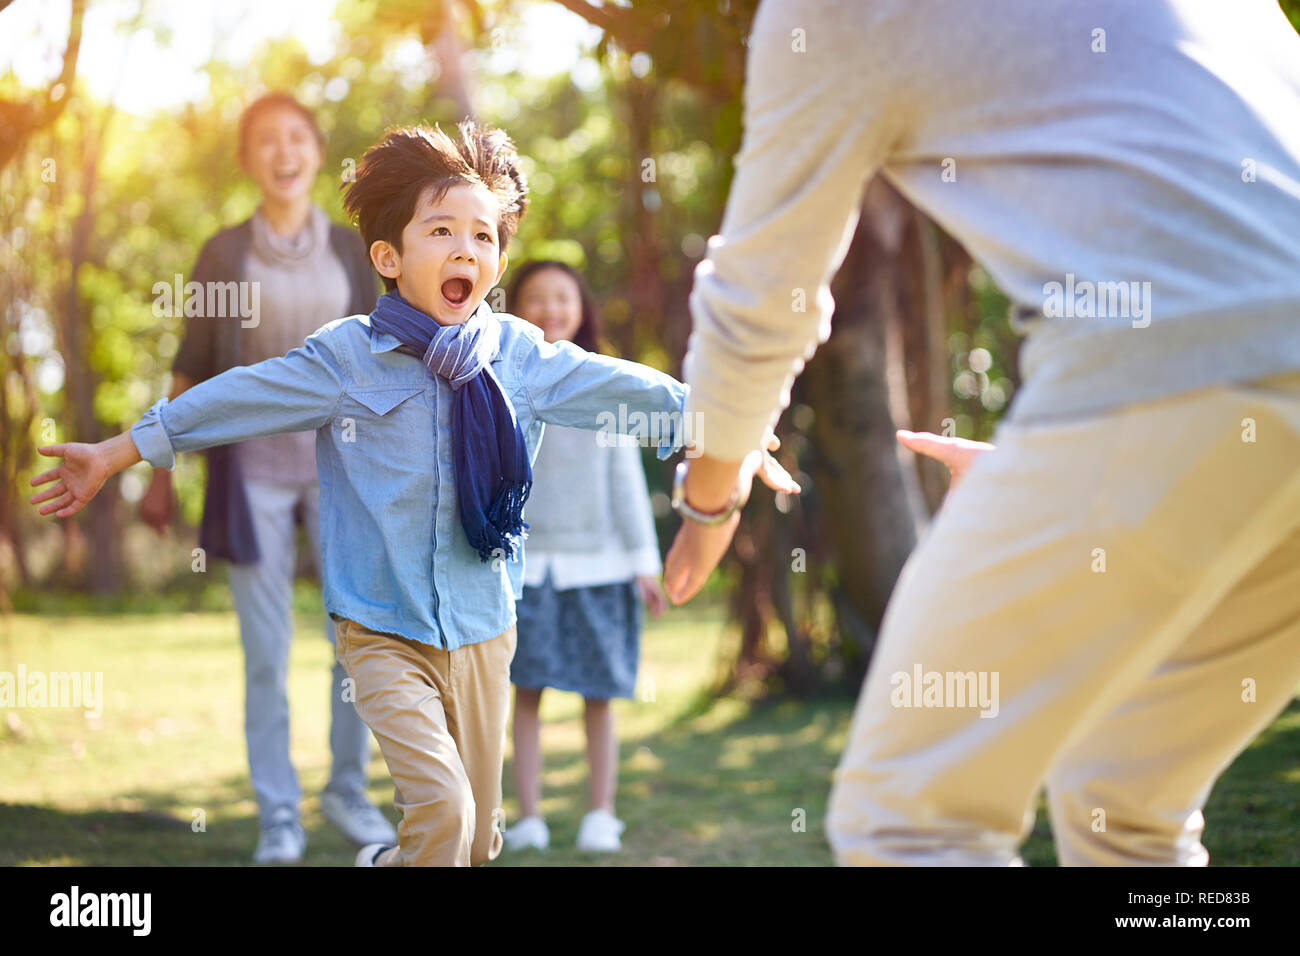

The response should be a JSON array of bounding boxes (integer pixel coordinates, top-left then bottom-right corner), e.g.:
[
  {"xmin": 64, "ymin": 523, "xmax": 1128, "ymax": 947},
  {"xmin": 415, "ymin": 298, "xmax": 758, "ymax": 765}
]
[
  {"xmin": 5, "ymin": 1, "xmax": 744, "ymax": 591},
  {"xmin": 1283, "ymin": 0, "xmax": 1300, "ymax": 31},
  {"xmin": 5, "ymin": 0, "xmax": 1300, "ymax": 596}
]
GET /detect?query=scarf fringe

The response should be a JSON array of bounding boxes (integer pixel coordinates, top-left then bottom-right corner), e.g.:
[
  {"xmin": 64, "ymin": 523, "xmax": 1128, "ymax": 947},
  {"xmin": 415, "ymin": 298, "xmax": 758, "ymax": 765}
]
[{"xmin": 470, "ymin": 479, "xmax": 533, "ymax": 563}]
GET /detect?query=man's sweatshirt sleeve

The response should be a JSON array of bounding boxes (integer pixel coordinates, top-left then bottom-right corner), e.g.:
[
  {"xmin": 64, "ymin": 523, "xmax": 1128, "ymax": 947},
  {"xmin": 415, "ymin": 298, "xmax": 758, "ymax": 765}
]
[{"xmin": 681, "ymin": 0, "xmax": 906, "ymax": 462}]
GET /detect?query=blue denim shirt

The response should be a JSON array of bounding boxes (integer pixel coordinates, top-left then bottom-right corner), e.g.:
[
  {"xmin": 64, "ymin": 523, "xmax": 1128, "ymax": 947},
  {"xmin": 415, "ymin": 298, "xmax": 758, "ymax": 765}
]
[{"xmin": 131, "ymin": 302, "xmax": 689, "ymax": 649}]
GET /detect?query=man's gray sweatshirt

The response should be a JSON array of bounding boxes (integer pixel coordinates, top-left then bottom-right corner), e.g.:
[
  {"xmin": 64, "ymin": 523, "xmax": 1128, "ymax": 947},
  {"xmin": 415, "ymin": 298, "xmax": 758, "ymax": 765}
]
[{"xmin": 683, "ymin": 0, "xmax": 1300, "ymax": 461}]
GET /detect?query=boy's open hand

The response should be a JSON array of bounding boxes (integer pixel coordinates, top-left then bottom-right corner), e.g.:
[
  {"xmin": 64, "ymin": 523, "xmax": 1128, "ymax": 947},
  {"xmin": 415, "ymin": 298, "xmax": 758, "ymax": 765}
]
[
  {"xmin": 663, "ymin": 432, "xmax": 800, "ymax": 606},
  {"xmin": 30, "ymin": 443, "xmax": 114, "ymax": 518},
  {"xmin": 895, "ymin": 429, "xmax": 995, "ymax": 492}
]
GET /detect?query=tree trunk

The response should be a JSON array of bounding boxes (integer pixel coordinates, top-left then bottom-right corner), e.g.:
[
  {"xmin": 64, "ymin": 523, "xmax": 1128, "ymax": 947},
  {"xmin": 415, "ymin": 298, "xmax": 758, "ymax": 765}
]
[
  {"xmin": 796, "ymin": 179, "xmax": 920, "ymax": 679},
  {"xmin": 0, "ymin": 195, "xmax": 38, "ymax": 595},
  {"xmin": 57, "ymin": 107, "xmax": 123, "ymax": 594},
  {"xmin": 623, "ymin": 75, "xmax": 665, "ymax": 363},
  {"xmin": 898, "ymin": 209, "xmax": 956, "ymax": 515},
  {"xmin": 424, "ymin": 2, "xmax": 476, "ymax": 122},
  {"xmin": 0, "ymin": 0, "xmax": 85, "ymax": 172}
]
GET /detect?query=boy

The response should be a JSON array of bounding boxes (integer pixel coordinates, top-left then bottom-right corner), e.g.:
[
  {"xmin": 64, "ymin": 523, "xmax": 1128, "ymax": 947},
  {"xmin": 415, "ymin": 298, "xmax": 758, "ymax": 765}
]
[
  {"xmin": 32, "ymin": 119, "xmax": 795, "ymax": 866},
  {"xmin": 138, "ymin": 91, "xmax": 391, "ymax": 865}
]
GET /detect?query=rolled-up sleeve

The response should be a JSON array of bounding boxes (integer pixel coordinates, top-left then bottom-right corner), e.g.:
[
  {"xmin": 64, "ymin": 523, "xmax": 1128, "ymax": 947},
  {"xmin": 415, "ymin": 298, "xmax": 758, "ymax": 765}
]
[
  {"xmin": 131, "ymin": 329, "xmax": 348, "ymax": 469},
  {"xmin": 518, "ymin": 331, "xmax": 689, "ymax": 462},
  {"xmin": 681, "ymin": 0, "xmax": 903, "ymax": 461}
]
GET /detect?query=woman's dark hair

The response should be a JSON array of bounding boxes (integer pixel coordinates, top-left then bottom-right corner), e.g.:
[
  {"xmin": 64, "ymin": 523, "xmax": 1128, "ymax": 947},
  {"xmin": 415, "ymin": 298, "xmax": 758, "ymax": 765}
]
[
  {"xmin": 238, "ymin": 92, "xmax": 325, "ymax": 163},
  {"xmin": 507, "ymin": 260, "xmax": 604, "ymax": 354}
]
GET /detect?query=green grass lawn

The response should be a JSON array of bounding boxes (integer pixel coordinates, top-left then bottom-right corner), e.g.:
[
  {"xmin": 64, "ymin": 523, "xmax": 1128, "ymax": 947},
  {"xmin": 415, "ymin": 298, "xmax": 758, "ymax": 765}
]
[{"xmin": 1, "ymin": 598, "xmax": 1297, "ymax": 866}]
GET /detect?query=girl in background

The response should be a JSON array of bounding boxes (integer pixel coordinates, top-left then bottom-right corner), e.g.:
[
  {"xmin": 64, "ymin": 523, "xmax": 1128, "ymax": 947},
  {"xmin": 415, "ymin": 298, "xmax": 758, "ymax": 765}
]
[{"xmin": 502, "ymin": 261, "xmax": 669, "ymax": 853}]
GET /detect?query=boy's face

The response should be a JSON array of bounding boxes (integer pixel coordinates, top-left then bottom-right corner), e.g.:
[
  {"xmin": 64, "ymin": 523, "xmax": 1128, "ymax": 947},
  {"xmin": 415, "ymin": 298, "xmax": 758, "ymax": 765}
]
[{"xmin": 371, "ymin": 182, "xmax": 509, "ymax": 326}]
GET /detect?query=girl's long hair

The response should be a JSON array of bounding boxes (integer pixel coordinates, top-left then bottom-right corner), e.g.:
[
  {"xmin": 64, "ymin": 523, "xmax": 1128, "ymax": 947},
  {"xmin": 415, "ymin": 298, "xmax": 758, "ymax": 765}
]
[{"xmin": 506, "ymin": 260, "xmax": 604, "ymax": 354}]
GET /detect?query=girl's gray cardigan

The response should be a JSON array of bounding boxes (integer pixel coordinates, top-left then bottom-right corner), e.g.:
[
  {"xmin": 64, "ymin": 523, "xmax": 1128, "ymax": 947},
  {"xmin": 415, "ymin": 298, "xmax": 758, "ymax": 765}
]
[{"xmin": 522, "ymin": 423, "xmax": 661, "ymax": 587}]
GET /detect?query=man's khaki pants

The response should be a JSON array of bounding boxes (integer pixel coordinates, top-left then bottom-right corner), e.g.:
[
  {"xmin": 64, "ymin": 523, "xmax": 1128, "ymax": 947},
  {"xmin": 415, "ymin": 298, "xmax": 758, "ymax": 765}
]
[
  {"xmin": 334, "ymin": 619, "xmax": 516, "ymax": 866},
  {"xmin": 827, "ymin": 370, "xmax": 1300, "ymax": 866}
]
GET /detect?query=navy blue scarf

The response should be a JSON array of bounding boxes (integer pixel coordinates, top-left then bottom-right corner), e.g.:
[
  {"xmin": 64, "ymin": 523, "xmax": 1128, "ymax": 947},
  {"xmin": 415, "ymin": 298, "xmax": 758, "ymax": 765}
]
[{"xmin": 370, "ymin": 291, "xmax": 531, "ymax": 563}]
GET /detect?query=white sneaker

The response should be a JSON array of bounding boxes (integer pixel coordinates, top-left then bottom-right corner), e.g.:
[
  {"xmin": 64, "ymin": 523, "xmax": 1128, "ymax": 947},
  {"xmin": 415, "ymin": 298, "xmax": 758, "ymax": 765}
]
[
  {"xmin": 503, "ymin": 815, "xmax": 550, "ymax": 850},
  {"xmin": 321, "ymin": 791, "xmax": 398, "ymax": 846},
  {"xmin": 355, "ymin": 843, "xmax": 392, "ymax": 867},
  {"xmin": 253, "ymin": 810, "xmax": 306, "ymax": 864},
  {"xmin": 575, "ymin": 810, "xmax": 625, "ymax": 852}
]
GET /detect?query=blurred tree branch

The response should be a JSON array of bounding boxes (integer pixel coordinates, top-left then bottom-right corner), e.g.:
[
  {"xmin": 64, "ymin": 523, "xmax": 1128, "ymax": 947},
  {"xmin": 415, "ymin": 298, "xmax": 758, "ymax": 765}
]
[{"xmin": 0, "ymin": 0, "xmax": 86, "ymax": 171}]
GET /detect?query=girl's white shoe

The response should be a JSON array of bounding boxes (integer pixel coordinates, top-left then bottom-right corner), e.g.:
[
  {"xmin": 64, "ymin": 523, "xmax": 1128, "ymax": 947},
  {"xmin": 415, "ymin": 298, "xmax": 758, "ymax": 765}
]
[
  {"xmin": 503, "ymin": 815, "xmax": 550, "ymax": 850},
  {"xmin": 575, "ymin": 809, "xmax": 625, "ymax": 852}
]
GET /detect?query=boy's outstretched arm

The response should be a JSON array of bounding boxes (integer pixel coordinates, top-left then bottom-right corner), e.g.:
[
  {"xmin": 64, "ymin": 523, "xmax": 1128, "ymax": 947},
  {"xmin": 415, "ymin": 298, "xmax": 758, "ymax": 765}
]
[
  {"xmin": 130, "ymin": 331, "xmax": 346, "ymax": 470},
  {"xmin": 517, "ymin": 327, "xmax": 800, "ymax": 603},
  {"xmin": 517, "ymin": 327, "xmax": 794, "ymax": 473},
  {"xmin": 517, "ymin": 331, "xmax": 690, "ymax": 459},
  {"xmin": 30, "ymin": 330, "xmax": 347, "ymax": 520}
]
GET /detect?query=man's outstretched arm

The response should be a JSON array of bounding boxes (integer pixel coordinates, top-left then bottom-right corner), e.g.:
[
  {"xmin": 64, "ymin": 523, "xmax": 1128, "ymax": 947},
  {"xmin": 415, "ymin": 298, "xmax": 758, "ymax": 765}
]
[
  {"xmin": 896, "ymin": 430, "xmax": 995, "ymax": 492},
  {"xmin": 665, "ymin": 0, "xmax": 908, "ymax": 603}
]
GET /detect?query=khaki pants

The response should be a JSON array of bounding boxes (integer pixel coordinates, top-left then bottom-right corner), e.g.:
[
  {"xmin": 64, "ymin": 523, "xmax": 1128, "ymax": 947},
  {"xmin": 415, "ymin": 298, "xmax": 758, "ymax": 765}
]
[
  {"xmin": 334, "ymin": 618, "xmax": 517, "ymax": 866},
  {"xmin": 827, "ymin": 370, "xmax": 1300, "ymax": 865}
]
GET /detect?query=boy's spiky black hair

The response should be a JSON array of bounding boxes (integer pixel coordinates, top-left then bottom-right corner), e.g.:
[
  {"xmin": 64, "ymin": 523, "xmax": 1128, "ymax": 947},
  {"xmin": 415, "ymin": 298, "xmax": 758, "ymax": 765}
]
[{"xmin": 342, "ymin": 119, "xmax": 529, "ymax": 292}]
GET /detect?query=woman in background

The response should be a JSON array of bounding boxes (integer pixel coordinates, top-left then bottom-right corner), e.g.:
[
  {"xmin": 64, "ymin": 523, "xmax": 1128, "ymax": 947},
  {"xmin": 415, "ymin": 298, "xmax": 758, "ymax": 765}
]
[{"xmin": 502, "ymin": 261, "xmax": 669, "ymax": 853}]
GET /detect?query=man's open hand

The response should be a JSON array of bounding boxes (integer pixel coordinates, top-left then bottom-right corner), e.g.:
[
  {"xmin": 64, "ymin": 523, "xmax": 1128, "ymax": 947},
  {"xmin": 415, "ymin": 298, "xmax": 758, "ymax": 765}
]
[
  {"xmin": 663, "ymin": 432, "xmax": 800, "ymax": 606},
  {"xmin": 896, "ymin": 429, "xmax": 995, "ymax": 491}
]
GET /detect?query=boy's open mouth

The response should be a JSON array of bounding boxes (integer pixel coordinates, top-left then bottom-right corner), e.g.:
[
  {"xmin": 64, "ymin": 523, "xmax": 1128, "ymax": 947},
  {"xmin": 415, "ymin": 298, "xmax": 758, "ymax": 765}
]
[{"xmin": 441, "ymin": 277, "xmax": 472, "ymax": 307}]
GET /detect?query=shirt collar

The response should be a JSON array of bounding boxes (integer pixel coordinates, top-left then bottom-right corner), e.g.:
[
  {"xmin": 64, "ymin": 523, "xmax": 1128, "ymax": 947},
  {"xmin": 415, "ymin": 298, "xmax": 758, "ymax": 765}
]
[{"xmin": 369, "ymin": 326, "xmax": 404, "ymax": 354}]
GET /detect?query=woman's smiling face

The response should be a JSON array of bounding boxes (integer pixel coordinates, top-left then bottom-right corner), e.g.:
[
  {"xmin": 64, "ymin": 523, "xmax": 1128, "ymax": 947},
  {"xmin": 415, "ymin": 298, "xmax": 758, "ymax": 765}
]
[
  {"xmin": 241, "ymin": 106, "xmax": 323, "ymax": 204},
  {"xmin": 372, "ymin": 181, "xmax": 509, "ymax": 326}
]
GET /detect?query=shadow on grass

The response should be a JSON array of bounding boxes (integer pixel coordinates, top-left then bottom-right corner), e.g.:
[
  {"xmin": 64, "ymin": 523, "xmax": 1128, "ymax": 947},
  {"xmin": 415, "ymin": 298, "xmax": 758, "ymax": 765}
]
[
  {"xmin": 497, "ymin": 693, "xmax": 853, "ymax": 866},
  {"xmin": 500, "ymin": 693, "xmax": 1300, "ymax": 867},
  {"xmin": 0, "ymin": 770, "xmax": 398, "ymax": 867},
  {"xmin": 4, "ymin": 696, "xmax": 1296, "ymax": 867}
]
